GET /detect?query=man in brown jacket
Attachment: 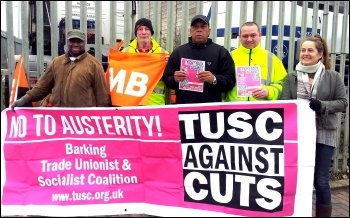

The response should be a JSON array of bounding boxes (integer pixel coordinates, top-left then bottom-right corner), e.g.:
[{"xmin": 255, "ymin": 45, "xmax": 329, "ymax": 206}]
[{"xmin": 11, "ymin": 29, "xmax": 110, "ymax": 109}]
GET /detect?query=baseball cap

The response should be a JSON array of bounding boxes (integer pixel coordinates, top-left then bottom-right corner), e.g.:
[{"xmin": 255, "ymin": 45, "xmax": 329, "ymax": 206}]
[
  {"xmin": 67, "ymin": 29, "xmax": 86, "ymax": 41},
  {"xmin": 191, "ymin": 15, "xmax": 210, "ymax": 26}
]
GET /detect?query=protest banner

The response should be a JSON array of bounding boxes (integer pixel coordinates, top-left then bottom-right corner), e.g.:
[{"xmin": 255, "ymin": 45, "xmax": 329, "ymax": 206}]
[{"xmin": 1, "ymin": 101, "xmax": 316, "ymax": 217}]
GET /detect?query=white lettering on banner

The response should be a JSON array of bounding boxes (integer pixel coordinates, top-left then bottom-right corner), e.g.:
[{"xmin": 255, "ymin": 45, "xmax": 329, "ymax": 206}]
[
  {"xmin": 37, "ymin": 137, "xmax": 138, "ymax": 188},
  {"xmin": 33, "ymin": 114, "xmax": 56, "ymax": 136},
  {"xmin": 41, "ymin": 159, "xmax": 72, "ymax": 172},
  {"xmin": 9, "ymin": 115, "xmax": 27, "ymax": 138},
  {"xmin": 65, "ymin": 143, "xmax": 107, "ymax": 158},
  {"xmin": 184, "ymin": 172, "xmax": 281, "ymax": 209},
  {"xmin": 179, "ymin": 111, "xmax": 282, "ymax": 141},
  {"xmin": 7, "ymin": 114, "xmax": 162, "ymax": 138},
  {"xmin": 87, "ymin": 173, "xmax": 138, "ymax": 185},
  {"xmin": 180, "ymin": 108, "xmax": 285, "ymax": 212},
  {"xmin": 183, "ymin": 144, "xmax": 284, "ymax": 176},
  {"xmin": 109, "ymin": 68, "xmax": 149, "ymax": 97},
  {"xmin": 51, "ymin": 190, "xmax": 124, "ymax": 202},
  {"xmin": 182, "ymin": 142, "xmax": 284, "ymax": 210},
  {"xmin": 37, "ymin": 173, "xmax": 138, "ymax": 187},
  {"xmin": 255, "ymin": 111, "xmax": 283, "ymax": 141},
  {"xmin": 58, "ymin": 115, "xmax": 161, "ymax": 137},
  {"xmin": 38, "ymin": 173, "xmax": 85, "ymax": 186},
  {"xmin": 255, "ymin": 178, "xmax": 282, "ymax": 210},
  {"xmin": 74, "ymin": 158, "xmax": 120, "ymax": 170}
]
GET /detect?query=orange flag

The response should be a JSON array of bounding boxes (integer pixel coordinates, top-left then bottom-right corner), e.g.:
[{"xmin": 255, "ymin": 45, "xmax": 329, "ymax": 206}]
[
  {"xmin": 106, "ymin": 41, "xmax": 168, "ymax": 106},
  {"xmin": 9, "ymin": 54, "xmax": 30, "ymax": 105}
]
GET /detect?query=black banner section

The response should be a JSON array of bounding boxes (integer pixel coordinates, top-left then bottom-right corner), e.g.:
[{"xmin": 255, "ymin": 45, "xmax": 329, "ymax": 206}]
[
  {"xmin": 183, "ymin": 170, "xmax": 284, "ymax": 212},
  {"xmin": 179, "ymin": 108, "xmax": 284, "ymax": 145}
]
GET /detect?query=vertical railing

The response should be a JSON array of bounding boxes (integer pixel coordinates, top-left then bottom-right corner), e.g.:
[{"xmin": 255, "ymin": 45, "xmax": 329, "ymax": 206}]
[
  {"xmin": 21, "ymin": 1, "xmax": 30, "ymax": 83},
  {"xmin": 36, "ymin": 1, "xmax": 44, "ymax": 79},
  {"xmin": 6, "ymin": 1, "xmax": 15, "ymax": 102},
  {"xmin": 181, "ymin": 1, "xmax": 189, "ymax": 46},
  {"xmin": 265, "ymin": 1, "xmax": 274, "ymax": 53},
  {"xmin": 164, "ymin": 2, "xmax": 174, "ymax": 105},
  {"xmin": 124, "ymin": 1, "xmax": 132, "ymax": 45},
  {"xmin": 109, "ymin": 2, "xmax": 117, "ymax": 49},
  {"xmin": 210, "ymin": 1, "xmax": 218, "ymax": 43},
  {"xmin": 152, "ymin": 1, "xmax": 161, "ymax": 44},
  {"xmin": 276, "ymin": 2, "xmax": 285, "ymax": 60},
  {"xmin": 340, "ymin": 2, "xmax": 349, "ymax": 174},
  {"xmin": 224, "ymin": 1, "xmax": 233, "ymax": 52},
  {"xmin": 80, "ymin": 1, "xmax": 87, "ymax": 39},
  {"xmin": 95, "ymin": 1, "xmax": 102, "ymax": 62},
  {"xmin": 50, "ymin": 1, "xmax": 58, "ymax": 59},
  {"xmin": 288, "ymin": 2, "xmax": 297, "ymax": 74}
]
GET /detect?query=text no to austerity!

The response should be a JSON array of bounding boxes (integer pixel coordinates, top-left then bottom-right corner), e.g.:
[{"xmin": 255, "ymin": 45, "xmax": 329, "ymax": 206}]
[{"xmin": 9, "ymin": 114, "xmax": 162, "ymax": 137}]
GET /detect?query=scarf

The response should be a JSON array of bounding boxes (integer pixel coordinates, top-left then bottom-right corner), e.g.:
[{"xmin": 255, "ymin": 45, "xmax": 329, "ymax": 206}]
[
  {"xmin": 296, "ymin": 61, "xmax": 324, "ymax": 99},
  {"xmin": 295, "ymin": 61, "xmax": 321, "ymax": 74}
]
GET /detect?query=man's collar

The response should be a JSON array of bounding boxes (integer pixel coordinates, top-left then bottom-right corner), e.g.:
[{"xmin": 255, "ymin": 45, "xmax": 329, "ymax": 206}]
[
  {"xmin": 68, "ymin": 50, "xmax": 85, "ymax": 57},
  {"xmin": 188, "ymin": 37, "xmax": 212, "ymax": 48},
  {"xmin": 137, "ymin": 41, "xmax": 153, "ymax": 53}
]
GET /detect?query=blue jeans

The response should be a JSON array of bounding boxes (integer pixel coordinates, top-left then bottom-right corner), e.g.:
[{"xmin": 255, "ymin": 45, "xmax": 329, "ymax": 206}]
[{"xmin": 314, "ymin": 143, "xmax": 334, "ymax": 205}]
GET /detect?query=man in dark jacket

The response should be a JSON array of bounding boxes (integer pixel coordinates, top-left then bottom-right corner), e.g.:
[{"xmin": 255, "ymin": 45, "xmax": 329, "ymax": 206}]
[
  {"xmin": 11, "ymin": 29, "xmax": 110, "ymax": 109},
  {"xmin": 162, "ymin": 15, "xmax": 235, "ymax": 104}
]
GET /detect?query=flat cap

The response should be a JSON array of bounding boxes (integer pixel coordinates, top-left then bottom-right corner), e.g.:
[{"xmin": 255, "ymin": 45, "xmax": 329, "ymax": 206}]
[{"xmin": 67, "ymin": 29, "xmax": 85, "ymax": 41}]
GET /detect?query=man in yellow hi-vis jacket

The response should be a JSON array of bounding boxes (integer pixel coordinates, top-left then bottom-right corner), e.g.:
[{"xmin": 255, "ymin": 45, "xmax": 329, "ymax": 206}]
[
  {"xmin": 122, "ymin": 18, "xmax": 169, "ymax": 106},
  {"xmin": 225, "ymin": 21, "xmax": 287, "ymax": 101}
]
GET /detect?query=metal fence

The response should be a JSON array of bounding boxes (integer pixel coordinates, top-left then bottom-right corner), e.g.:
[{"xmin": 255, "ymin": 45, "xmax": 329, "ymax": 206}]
[
  {"xmin": 1, "ymin": 30, "xmax": 22, "ymax": 112},
  {"xmin": 1, "ymin": 1, "xmax": 349, "ymax": 175}
]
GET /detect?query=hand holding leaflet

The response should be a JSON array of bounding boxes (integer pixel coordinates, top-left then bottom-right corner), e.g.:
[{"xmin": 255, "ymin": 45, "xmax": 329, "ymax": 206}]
[
  {"xmin": 236, "ymin": 66, "xmax": 261, "ymax": 97},
  {"xmin": 179, "ymin": 58, "xmax": 205, "ymax": 92}
]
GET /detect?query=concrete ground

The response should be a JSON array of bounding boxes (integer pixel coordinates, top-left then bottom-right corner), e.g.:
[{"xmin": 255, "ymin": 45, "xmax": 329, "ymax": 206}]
[
  {"xmin": 312, "ymin": 179, "xmax": 349, "ymax": 217},
  {"xmin": 124, "ymin": 179, "xmax": 350, "ymax": 217},
  {"xmin": 2, "ymin": 179, "xmax": 348, "ymax": 217}
]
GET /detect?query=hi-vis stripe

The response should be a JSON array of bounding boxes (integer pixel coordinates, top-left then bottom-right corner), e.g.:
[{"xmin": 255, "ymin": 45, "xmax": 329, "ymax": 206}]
[
  {"xmin": 124, "ymin": 47, "xmax": 167, "ymax": 54},
  {"xmin": 261, "ymin": 52, "xmax": 283, "ymax": 97}
]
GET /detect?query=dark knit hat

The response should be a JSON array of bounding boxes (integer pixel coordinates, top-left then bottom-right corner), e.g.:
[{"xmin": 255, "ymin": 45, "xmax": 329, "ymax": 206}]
[{"xmin": 134, "ymin": 18, "xmax": 154, "ymax": 36}]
